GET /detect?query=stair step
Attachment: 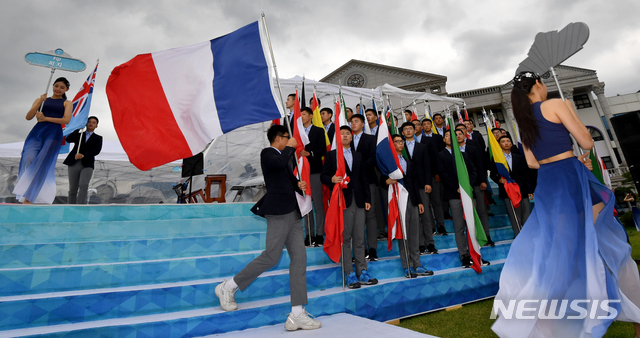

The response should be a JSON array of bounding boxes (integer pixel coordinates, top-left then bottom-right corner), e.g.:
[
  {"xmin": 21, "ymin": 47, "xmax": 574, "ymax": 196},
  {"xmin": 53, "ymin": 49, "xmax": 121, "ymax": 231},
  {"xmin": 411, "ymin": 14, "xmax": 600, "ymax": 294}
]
[
  {"xmin": 0, "ymin": 228, "xmax": 513, "ymax": 296},
  {"xmin": 0, "ymin": 216, "xmax": 267, "ymax": 245},
  {"xmin": 0, "ymin": 260, "xmax": 505, "ymax": 337},
  {"xmin": 0, "ymin": 203, "xmax": 256, "ymax": 224},
  {"xmin": 0, "ymin": 226, "xmax": 514, "ymax": 269}
]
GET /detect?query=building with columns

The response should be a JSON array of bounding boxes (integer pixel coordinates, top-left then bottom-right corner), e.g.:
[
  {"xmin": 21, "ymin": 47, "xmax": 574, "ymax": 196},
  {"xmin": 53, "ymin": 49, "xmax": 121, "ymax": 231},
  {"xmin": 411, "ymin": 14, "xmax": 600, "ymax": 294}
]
[{"xmin": 321, "ymin": 59, "xmax": 638, "ymax": 178}]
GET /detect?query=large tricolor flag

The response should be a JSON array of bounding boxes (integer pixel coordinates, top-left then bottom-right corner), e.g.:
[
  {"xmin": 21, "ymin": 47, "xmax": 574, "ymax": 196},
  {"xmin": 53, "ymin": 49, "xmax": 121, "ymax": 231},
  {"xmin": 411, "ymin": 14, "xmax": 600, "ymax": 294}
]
[
  {"xmin": 60, "ymin": 62, "xmax": 99, "ymax": 154},
  {"xmin": 323, "ymin": 92, "xmax": 350, "ymax": 263},
  {"xmin": 449, "ymin": 117, "xmax": 488, "ymax": 273},
  {"xmin": 483, "ymin": 111, "xmax": 522, "ymax": 208},
  {"xmin": 376, "ymin": 105, "xmax": 409, "ymax": 250},
  {"xmin": 106, "ymin": 21, "xmax": 283, "ymax": 170}
]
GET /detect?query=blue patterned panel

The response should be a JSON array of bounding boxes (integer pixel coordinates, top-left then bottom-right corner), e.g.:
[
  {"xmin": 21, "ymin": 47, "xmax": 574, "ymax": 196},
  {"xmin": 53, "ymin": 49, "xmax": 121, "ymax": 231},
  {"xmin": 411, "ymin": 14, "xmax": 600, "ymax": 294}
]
[
  {"xmin": 0, "ymin": 216, "xmax": 267, "ymax": 245},
  {"xmin": 0, "ymin": 233, "xmax": 268, "ymax": 269},
  {"xmin": 1, "ymin": 203, "xmax": 256, "ymax": 224}
]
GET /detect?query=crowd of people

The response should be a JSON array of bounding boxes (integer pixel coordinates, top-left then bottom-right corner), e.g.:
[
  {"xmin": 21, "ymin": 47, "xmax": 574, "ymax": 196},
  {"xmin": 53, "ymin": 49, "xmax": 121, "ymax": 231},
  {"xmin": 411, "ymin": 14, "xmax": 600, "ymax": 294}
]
[{"xmin": 284, "ymin": 92, "xmax": 535, "ymax": 275}]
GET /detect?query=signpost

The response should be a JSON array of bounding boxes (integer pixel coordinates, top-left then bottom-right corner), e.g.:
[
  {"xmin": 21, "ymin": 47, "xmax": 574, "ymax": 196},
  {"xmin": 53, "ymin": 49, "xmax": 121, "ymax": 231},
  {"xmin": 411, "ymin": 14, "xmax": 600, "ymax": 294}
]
[{"xmin": 24, "ymin": 48, "xmax": 86, "ymax": 111}]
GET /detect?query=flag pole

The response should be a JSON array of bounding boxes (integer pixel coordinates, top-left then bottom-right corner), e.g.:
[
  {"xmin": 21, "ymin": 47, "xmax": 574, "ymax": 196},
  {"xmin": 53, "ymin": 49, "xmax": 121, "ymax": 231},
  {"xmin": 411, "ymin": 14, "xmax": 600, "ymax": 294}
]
[
  {"xmin": 261, "ymin": 13, "xmax": 289, "ymax": 134},
  {"xmin": 549, "ymin": 66, "xmax": 586, "ymax": 156},
  {"xmin": 39, "ymin": 68, "xmax": 56, "ymax": 113},
  {"xmin": 507, "ymin": 199, "xmax": 522, "ymax": 232}
]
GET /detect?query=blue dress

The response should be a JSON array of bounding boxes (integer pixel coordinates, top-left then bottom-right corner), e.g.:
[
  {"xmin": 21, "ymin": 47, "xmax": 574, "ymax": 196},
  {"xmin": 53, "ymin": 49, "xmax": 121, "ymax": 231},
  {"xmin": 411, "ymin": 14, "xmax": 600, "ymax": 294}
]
[
  {"xmin": 12, "ymin": 98, "xmax": 65, "ymax": 204},
  {"xmin": 492, "ymin": 101, "xmax": 640, "ymax": 337}
]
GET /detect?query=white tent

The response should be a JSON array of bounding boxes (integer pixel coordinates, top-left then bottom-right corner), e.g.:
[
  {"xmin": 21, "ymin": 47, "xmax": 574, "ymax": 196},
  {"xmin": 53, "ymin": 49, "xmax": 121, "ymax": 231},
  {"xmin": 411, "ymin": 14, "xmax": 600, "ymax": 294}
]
[
  {"xmin": 0, "ymin": 140, "xmax": 181, "ymax": 204},
  {"xmin": 1, "ymin": 77, "xmax": 465, "ymax": 204}
]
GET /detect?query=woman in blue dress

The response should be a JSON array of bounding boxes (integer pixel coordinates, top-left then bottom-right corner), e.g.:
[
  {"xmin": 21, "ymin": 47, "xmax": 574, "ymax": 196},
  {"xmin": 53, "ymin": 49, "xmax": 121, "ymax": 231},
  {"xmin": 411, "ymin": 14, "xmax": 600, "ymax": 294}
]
[
  {"xmin": 13, "ymin": 77, "xmax": 72, "ymax": 204},
  {"xmin": 492, "ymin": 71, "xmax": 640, "ymax": 337}
]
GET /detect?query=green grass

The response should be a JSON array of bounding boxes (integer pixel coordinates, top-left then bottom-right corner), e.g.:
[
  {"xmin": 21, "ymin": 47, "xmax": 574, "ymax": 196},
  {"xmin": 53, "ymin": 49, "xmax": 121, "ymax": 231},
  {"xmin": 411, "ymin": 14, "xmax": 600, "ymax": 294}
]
[{"xmin": 399, "ymin": 225, "xmax": 640, "ymax": 337}]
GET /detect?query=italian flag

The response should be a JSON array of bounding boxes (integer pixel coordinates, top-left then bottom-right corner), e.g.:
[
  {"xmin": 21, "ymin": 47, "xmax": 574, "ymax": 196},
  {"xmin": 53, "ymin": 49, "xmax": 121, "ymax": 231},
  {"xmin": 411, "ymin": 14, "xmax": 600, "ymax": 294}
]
[
  {"xmin": 450, "ymin": 118, "xmax": 488, "ymax": 273},
  {"xmin": 589, "ymin": 149, "xmax": 611, "ymax": 189}
]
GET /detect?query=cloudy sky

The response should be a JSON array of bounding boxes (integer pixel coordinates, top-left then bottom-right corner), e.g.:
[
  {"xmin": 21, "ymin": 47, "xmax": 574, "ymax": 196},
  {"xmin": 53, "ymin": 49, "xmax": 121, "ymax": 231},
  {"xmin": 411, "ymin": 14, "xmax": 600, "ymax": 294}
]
[{"xmin": 1, "ymin": 0, "xmax": 639, "ymax": 144}]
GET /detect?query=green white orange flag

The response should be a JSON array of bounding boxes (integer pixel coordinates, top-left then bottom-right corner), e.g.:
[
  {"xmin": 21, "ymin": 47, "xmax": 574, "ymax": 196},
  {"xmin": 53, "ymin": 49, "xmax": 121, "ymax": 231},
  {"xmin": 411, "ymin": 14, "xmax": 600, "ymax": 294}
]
[
  {"xmin": 449, "ymin": 117, "xmax": 488, "ymax": 273},
  {"xmin": 589, "ymin": 149, "xmax": 611, "ymax": 189}
]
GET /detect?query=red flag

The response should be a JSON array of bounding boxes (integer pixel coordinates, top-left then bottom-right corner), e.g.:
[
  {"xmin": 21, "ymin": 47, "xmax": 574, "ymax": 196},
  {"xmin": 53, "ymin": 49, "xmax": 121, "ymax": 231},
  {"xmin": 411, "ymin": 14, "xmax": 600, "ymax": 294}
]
[
  {"xmin": 323, "ymin": 98, "xmax": 350, "ymax": 263},
  {"xmin": 272, "ymin": 118, "xmax": 281, "ymax": 125}
]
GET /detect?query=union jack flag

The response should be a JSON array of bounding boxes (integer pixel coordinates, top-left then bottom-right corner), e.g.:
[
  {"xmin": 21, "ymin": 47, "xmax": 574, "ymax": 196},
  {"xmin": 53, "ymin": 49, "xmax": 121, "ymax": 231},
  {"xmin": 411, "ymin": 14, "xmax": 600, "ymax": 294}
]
[{"xmin": 60, "ymin": 62, "xmax": 99, "ymax": 153}]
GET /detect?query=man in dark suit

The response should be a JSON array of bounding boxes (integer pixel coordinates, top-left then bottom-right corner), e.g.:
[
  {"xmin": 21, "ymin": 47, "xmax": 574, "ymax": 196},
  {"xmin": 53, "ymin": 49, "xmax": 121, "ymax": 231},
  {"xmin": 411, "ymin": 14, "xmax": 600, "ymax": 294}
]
[
  {"xmin": 437, "ymin": 129, "xmax": 481, "ymax": 268},
  {"xmin": 322, "ymin": 125, "xmax": 377, "ymax": 289},
  {"xmin": 299, "ymin": 107, "xmax": 328, "ymax": 246},
  {"xmin": 350, "ymin": 114, "xmax": 381, "ymax": 261},
  {"xmin": 64, "ymin": 116, "xmax": 103, "ymax": 204},
  {"xmin": 215, "ymin": 125, "xmax": 321, "ymax": 331},
  {"xmin": 365, "ymin": 109, "xmax": 379, "ymax": 136},
  {"xmin": 464, "ymin": 119, "xmax": 486, "ymax": 151},
  {"xmin": 489, "ymin": 136, "xmax": 532, "ymax": 237},
  {"xmin": 381, "ymin": 134, "xmax": 433, "ymax": 278},
  {"xmin": 420, "ymin": 118, "xmax": 447, "ymax": 235},
  {"xmin": 320, "ymin": 107, "xmax": 335, "ymax": 142},
  {"xmin": 455, "ymin": 124, "xmax": 494, "ymax": 246},
  {"xmin": 400, "ymin": 122, "xmax": 438, "ymax": 255}
]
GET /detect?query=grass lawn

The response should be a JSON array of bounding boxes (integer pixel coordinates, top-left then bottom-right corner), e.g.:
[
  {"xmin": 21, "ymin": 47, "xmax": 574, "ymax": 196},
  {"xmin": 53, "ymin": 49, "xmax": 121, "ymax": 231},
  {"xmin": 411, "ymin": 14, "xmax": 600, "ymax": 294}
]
[{"xmin": 399, "ymin": 225, "xmax": 640, "ymax": 338}]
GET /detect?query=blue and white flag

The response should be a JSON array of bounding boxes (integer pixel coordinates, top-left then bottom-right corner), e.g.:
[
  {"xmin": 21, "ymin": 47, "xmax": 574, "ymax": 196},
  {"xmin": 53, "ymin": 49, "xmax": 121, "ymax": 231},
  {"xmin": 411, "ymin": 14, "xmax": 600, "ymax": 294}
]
[{"xmin": 59, "ymin": 62, "xmax": 98, "ymax": 154}]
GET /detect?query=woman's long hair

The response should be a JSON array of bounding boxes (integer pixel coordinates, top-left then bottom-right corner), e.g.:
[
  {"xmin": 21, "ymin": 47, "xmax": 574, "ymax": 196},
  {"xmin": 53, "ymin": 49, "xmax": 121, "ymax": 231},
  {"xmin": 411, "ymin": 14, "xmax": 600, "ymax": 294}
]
[
  {"xmin": 511, "ymin": 71, "xmax": 540, "ymax": 149},
  {"xmin": 53, "ymin": 77, "xmax": 70, "ymax": 100}
]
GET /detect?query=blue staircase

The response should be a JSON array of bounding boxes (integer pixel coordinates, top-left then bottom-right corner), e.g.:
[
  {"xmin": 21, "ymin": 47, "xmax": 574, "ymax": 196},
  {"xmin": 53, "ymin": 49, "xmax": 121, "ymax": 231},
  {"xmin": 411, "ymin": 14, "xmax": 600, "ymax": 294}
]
[{"xmin": 0, "ymin": 196, "xmax": 514, "ymax": 337}]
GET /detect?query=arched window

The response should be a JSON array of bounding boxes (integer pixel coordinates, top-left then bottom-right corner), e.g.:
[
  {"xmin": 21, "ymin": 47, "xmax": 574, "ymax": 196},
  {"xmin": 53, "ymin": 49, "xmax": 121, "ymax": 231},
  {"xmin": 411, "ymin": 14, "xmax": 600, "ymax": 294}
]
[{"xmin": 587, "ymin": 126, "xmax": 604, "ymax": 141}]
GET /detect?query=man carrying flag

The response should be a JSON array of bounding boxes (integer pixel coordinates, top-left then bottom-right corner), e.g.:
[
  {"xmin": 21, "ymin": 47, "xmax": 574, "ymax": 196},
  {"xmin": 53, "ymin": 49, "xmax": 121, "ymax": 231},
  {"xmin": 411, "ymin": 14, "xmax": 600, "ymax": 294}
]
[
  {"xmin": 215, "ymin": 125, "xmax": 321, "ymax": 331},
  {"xmin": 437, "ymin": 126, "xmax": 489, "ymax": 272},
  {"xmin": 489, "ymin": 135, "xmax": 532, "ymax": 237},
  {"xmin": 321, "ymin": 125, "xmax": 377, "ymax": 289},
  {"xmin": 376, "ymin": 107, "xmax": 432, "ymax": 278},
  {"xmin": 63, "ymin": 116, "xmax": 102, "ymax": 204}
]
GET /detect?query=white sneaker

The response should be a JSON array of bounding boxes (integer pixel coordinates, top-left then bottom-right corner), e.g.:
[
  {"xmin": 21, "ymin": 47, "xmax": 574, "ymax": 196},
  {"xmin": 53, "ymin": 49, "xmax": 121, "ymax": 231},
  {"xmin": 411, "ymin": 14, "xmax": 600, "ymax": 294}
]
[
  {"xmin": 215, "ymin": 280, "xmax": 238, "ymax": 311},
  {"xmin": 284, "ymin": 310, "xmax": 322, "ymax": 331}
]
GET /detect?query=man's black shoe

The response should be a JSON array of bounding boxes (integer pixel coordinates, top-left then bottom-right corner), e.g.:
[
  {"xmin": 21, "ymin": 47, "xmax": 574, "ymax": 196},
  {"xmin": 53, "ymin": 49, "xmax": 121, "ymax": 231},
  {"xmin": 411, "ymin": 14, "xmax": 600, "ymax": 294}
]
[
  {"xmin": 368, "ymin": 248, "xmax": 378, "ymax": 261},
  {"xmin": 419, "ymin": 245, "xmax": 426, "ymax": 255},
  {"xmin": 315, "ymin": 235, "xmax": 324, "ymax": 247},
  {"xmin": 485, "ymin": 240, "xmax": 495, "ymax": 247},
  {"xmin": 426, "ymin": 243, "xmax": 438, "ymax": 254},
  {"xmin": 461, "ymin": 255, "xmax": 472, "ymax": 268},
  {"xmin": 481, "ymin": 259, "xmax": 491, "ymax": 266}
]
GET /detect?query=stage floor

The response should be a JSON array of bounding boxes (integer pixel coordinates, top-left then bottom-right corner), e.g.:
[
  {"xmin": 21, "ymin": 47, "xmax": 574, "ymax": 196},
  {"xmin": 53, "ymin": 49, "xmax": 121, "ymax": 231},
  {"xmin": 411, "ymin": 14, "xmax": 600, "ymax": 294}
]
[{"xmin": 204, "ymin": 313, "xmax": 438, "ymax": 338}]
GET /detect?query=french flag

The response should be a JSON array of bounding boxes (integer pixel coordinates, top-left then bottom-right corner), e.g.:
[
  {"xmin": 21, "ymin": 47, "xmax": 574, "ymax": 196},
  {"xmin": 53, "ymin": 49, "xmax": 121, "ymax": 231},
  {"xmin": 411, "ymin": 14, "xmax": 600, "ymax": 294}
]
[{"xmin": 106, "ymin": 21, "xmax": 283, "ymax": 170}]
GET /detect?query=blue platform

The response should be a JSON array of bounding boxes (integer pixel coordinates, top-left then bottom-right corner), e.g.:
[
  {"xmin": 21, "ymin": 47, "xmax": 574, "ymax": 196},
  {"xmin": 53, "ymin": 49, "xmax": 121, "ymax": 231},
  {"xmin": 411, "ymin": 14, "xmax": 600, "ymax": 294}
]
[{"xmin": 0, "ymin": 197, "xmax": 514, "ymax": 337}]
